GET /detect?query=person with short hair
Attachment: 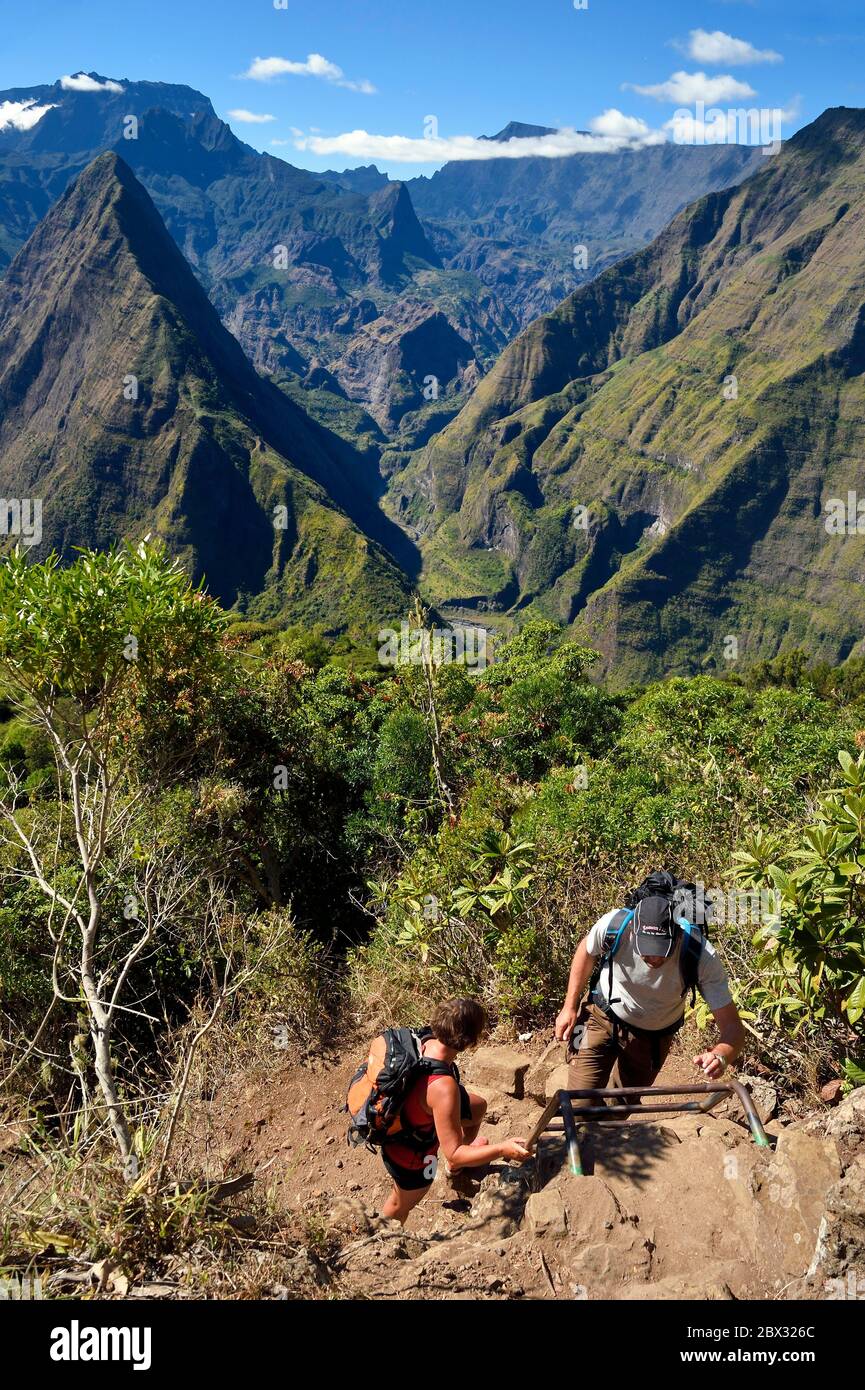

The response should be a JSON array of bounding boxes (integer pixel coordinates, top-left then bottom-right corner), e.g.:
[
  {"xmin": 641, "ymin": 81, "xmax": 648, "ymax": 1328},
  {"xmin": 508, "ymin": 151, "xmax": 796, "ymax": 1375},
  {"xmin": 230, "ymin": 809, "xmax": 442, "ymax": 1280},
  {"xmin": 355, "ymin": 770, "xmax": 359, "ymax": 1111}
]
[{"xmin": 381, "ymin": 997, "xmax": 530, "ymax": 1224}]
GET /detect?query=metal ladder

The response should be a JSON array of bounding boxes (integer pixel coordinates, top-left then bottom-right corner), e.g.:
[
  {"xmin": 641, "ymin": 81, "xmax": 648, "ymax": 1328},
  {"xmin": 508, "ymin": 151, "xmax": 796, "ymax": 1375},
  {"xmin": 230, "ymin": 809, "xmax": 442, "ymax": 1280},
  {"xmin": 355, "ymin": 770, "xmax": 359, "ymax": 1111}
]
[{"xmin": 526, "ymin": 1081, "xmax": 772, "ymax": 1176}]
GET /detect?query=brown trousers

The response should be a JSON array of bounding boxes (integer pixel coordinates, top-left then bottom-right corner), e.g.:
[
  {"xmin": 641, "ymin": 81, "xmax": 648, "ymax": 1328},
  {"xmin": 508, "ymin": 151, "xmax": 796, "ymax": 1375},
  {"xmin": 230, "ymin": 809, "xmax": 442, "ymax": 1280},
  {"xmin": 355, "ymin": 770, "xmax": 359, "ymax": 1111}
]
[{"xmin": 567, "ymin": 1002, "xmax": 675, "ymax": 1107}]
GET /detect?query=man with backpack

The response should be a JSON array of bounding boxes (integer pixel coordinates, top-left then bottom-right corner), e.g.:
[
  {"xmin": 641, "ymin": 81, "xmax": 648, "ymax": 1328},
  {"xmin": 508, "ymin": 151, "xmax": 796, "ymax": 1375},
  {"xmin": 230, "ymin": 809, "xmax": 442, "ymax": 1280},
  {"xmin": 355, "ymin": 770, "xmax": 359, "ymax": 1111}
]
[
  {"xmin": 347, "ymin": 997, "xmax": 531, "ymax": 1225},
  {"xmin": 554, "ymin": 873, "xmax": 745, "ymax": 1101}
]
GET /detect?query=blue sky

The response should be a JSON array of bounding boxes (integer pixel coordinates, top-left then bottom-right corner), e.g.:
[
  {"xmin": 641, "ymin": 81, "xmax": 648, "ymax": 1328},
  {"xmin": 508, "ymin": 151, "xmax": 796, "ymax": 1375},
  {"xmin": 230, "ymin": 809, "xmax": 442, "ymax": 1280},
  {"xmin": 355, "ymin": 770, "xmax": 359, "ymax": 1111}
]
[{"xmin": 1, "ymin": 0, "xmax": 864, "ymax": 176}]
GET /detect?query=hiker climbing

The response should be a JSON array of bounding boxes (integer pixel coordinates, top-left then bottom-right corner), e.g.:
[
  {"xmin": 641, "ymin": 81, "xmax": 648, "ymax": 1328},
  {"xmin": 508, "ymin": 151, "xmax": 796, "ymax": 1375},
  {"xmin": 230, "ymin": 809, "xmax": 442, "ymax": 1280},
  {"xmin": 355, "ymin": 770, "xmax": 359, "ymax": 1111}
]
[
  {"xmin": 347, "ymin": 998, "xmax": 531, "ymax": 1225},
  {"xmin": 554, "ymin": 872, "xmax": 746, "ymax": 1102}
]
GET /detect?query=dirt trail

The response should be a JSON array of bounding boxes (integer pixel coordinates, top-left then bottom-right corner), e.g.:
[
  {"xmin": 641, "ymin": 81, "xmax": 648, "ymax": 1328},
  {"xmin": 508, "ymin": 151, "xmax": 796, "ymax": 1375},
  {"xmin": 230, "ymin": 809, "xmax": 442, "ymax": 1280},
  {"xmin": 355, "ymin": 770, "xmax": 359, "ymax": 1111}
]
[{"xmin": 193, "ymin": 1037, "xmax": 865, "ymax": 1301}]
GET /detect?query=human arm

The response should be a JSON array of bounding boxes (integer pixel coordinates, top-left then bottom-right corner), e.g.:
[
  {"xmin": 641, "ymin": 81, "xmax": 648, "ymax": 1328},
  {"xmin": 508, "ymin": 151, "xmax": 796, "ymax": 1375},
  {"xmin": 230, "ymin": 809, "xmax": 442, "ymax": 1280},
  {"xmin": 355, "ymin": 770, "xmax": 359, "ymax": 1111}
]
[
  {"xmin": 693, "ymin": 1001, "xmax": 746, "ymax": 1080},
  {"xmin": 554, "ymin": 936, "xmax": 595, "ymax": 1041},
  {"xmin": 428, "ymin": 1078, "xmax": 530, "ymax": 1167}
]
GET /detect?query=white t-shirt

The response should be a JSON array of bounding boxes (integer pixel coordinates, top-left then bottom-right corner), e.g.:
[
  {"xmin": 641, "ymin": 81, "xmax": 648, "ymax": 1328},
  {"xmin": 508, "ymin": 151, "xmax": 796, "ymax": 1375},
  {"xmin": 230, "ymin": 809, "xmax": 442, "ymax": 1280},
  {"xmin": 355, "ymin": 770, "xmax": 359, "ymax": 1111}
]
[{"xmin": 585, "ymin": 909, "xmax": 733, "ymax": 1031}]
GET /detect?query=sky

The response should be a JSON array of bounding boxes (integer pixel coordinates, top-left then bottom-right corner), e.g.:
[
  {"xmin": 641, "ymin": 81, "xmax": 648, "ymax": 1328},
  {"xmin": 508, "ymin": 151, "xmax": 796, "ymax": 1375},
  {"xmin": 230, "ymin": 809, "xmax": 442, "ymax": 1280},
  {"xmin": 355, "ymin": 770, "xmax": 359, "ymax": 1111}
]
[{"xmin": 1, "ymin": 0, "xmax": 864, "ymax": 177}]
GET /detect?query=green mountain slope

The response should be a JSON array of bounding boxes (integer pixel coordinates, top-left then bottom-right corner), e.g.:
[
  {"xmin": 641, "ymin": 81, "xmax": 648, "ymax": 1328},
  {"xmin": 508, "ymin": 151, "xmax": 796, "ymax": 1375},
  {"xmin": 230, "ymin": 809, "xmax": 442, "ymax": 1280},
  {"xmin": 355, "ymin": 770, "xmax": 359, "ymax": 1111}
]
[
  {"xmin": 0, "ymin": 153, "xmax": 412, "ymax": 633},
  {"xmin": 402, "ymin": 108, "xmax": 865, "ymax": 679}
]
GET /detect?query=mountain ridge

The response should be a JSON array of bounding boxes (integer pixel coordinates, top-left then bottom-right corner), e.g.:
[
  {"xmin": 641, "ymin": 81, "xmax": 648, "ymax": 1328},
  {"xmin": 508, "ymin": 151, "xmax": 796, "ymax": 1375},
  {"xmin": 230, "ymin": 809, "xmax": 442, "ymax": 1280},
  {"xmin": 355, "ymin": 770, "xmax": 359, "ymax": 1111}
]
[
  {"xmin": 398, "ymin": 105, "xmax": 865, "ymax": 679},
  {"xmin": 0, "ymin": 82, "xmax": 768, "ymax": 431},
  {"xmin": 0, "ymin": 152, "xmax": 413, "ymax": 631}
]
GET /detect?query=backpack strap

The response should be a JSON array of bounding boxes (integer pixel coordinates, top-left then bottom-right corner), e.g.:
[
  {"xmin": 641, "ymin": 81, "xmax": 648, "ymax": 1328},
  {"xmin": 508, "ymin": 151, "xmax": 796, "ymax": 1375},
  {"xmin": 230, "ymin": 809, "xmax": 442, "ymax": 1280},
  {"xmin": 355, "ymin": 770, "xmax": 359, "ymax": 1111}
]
[
  {"xmin": 390, "ymin": 1055, "xmax": 459, "ymax": 1152},
  {"xmin": 678, "ymin": 919, "xmax": 704, "ymax": 1005},
  {"xmin": 597, "ymin": 1004, "xmax": 688, "ymax": 1068},
  {"xmin": 588, "ymin": 907, "xmax": 634, "ymax": 1007},
  {"xmin": 418, "ymin": 1057, "xmax": 459, "ymax": 1083}
]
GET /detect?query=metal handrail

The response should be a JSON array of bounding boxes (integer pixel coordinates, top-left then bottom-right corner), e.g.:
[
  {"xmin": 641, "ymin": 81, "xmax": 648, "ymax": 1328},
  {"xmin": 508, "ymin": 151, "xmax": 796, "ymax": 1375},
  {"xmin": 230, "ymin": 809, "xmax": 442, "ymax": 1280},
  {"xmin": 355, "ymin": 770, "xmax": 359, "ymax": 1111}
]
[{"xmin": 526, "ymin": 1079, "xmax": 771, "ymax": 1176}]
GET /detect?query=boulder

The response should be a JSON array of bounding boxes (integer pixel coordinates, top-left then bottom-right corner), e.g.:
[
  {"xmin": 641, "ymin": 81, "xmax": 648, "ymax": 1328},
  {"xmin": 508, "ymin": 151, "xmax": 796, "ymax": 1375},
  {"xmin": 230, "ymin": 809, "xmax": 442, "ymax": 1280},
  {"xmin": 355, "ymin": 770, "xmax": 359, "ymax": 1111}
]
[
  {"xmin": 559, "ymin": 1174, "xmax": 626, "ymax": 1242},
  {"xmin": 555, "ymin": 1172, "xmax": 654, "ymax": 1286},
  {"xmin": 752, "ymin": 1130, "xmax": 842, "ymax": 1275},
  {"xmin": 544, "ymin": 1064, "xmax": 572, "ymax": 1102},
  {"xmin": 466, "ymin": 1048, "xmax": 530, "ymax": 1099},
  {"xmin": 804, "ymin": 1153, "xmax": 865, "ymax": 1295},
  {"xmin": 568, "ymin": 1235, "xmax": 653, "ymax": 1287},
  {"xmin": 525, "ymin": 1041, "xmax": 566, "ymax": 1103},
  {"xmin": 327, "ymin": 1196, "xmax": 380, "ymax": 1237},
  {"xmin": 824, "ymin": 1086, "xmax": 865, "ymax": 1159},
  {"xmin": 820, "ymin": 1080, "xmax": 844, "ymax": 1105},
  {"xmin": 524, "ymin": 1187, "xmax": 568, "ymax": 1238},
  {"xmin": 741, "ymin": 1073, "xmax": 778, "ymax": 1121},
  {"xmin": 469, "ymin": 1174, "xmax": 526, "ymax": 1238}
]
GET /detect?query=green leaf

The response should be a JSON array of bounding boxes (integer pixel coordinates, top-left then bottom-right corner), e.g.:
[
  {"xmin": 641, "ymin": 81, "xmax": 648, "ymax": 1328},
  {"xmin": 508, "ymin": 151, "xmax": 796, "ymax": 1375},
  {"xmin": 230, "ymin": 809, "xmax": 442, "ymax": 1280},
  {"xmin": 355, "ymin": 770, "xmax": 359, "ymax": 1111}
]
[{"xmin": 844, "ymin": 976, "xmax": 865, "ymax": 1025}]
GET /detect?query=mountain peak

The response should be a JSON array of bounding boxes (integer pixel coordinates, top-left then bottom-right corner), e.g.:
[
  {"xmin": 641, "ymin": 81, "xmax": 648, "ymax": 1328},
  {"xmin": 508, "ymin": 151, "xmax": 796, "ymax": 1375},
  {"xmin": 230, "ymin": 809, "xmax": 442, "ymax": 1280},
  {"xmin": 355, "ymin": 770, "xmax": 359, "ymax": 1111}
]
[
  {"xmin": 318, "ymin": 164, "xmax": 390, "ymax": 194},
  {"xmin": 368, "ymin": 180, "xmax": 441, "ymax": 272},
  {"xmin": 483, "ymin": 121, "xmax": 558, "ymax": 142},
  {"xmin": 0, "ymin": 150, "xmax": 255, "ymax": 400},
  {"xmin": 0, "ymin": 154, "xmax": 412, "ymax": 627}
]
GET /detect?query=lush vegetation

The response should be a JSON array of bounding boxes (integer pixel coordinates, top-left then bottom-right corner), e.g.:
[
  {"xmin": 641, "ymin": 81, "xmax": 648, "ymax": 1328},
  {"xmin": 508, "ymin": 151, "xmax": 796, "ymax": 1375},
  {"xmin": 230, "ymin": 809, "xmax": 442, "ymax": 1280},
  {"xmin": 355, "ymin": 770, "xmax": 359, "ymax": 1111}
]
[
  {"xmin": 2, "ymin": 549, "xmax": 863, "ymax": 1140},
  {"xmin": 1, "ymin": 543, "xmax": 863, "ymax": 1291}
]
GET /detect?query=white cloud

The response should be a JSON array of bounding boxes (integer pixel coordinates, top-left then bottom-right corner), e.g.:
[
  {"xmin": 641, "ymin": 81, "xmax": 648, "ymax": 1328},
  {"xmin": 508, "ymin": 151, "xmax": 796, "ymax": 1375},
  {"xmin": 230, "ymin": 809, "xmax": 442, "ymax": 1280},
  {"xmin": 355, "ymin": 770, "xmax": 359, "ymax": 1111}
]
[
  {"xmin": 227, "ymin": 109, "xmax": 276, "ymax": 124},
  {"xmin": 627, "ymin": 70, "xmax": 757, "ymax": 104},
  {"xmin": 0, "ymin": 98, "xmax": 56, "ymax": 131},
  {"xmin": 290, "ymin": 122, "xmax": 666, "ymax": 164},
  {"xmin": 685, "ymin": 29, "xmax": 782, "ymax": 66},
  {"xmin": 241, "ymin": 54, "xmax": 376, "ymax": 94},
  {"xmin": 589, "ymin": 108, "xmax": 658, "ymax": 141},
  {"xmin": 60, "ymin": 73, "xmax": 124, "ymax": 93}
]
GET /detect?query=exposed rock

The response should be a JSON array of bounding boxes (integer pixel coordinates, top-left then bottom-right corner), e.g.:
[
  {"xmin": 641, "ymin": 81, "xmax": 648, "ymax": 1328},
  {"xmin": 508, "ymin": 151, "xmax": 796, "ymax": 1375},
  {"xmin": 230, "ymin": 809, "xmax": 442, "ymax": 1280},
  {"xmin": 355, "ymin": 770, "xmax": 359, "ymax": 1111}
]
[
  {"xmin": 824, "ymin": 1087, "xmax": 865, "ymax": 1148},
  {"xmin": 544, "ymin": 1064, "xmax": 572, "ymax": 1102},
  {"xmin": 524, "ymin": 1188, "xmax": 568, "ymax": 1238},
  {"xmin": 750, "ymin": 1130, "xmax": 842, "ymax": 1276},
  {"xmin": 618, "ymin": 1273, "xmax": 734, "ymax": 1300},
  {"xmin": 327, "ymin": 1196, "xmax": 382, "ymax": 1238},
  {"xmin": 469, "ymin": 1174, "xmax": 527, "ymax": 1238},
  {"xmin": 525, "ymin": 1040, "xmax": 566, "ymax": 1104},
  {"xmin": 332, "ymin": 301, "xmax": 478, "ymax": 430},
  {"xmin": 281, "ymin": 1249, "xmax": 330, "ymax": 1288},
  {"xmin": 466, "ymin": 1048, "xmax": 530, "ymax": 1099},
  {"xmin": 736, "ymin": 1074, "xmax": 778, "ymax": 1122},
  {"xmin": 803, "ymin": 1153, "xmax": 865, "ymax": 1296}
]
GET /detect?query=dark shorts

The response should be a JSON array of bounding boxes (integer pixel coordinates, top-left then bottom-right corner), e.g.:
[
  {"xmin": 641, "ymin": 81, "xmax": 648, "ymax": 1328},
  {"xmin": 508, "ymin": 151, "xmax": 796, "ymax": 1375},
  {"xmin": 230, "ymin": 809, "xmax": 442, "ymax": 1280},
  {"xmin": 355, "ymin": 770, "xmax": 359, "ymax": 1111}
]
[{"xmin": 381, "ymin": 1084, "xmax": 473, "ymax": 1191}]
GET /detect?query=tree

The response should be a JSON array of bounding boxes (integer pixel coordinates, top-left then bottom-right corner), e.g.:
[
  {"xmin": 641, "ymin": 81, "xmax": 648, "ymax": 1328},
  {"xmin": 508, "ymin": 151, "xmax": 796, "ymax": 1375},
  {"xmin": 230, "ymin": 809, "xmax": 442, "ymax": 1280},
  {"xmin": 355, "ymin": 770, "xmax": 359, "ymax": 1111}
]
[
  {"xmin": 0, "ymin": 543, "xmax": 227, "ymax": 1168},
  {"xmin": 733, "ymin": 749, "xmax": 865, "ymax": 1071}
]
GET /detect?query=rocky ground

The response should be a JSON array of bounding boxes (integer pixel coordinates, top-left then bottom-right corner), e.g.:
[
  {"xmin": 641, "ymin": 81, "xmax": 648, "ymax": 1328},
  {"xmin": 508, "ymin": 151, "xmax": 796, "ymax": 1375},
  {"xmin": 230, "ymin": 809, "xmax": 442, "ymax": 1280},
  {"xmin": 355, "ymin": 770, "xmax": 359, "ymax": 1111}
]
[{"xmin": 187, "ymin": 1036, "xmax": 865, "ymax": 1301}]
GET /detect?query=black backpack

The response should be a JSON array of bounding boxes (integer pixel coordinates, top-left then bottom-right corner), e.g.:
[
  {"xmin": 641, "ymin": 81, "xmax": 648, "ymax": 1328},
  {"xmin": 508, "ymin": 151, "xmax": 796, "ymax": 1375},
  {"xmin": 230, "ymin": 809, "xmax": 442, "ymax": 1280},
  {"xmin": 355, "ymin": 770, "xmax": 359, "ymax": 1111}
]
[{"xmin": 345, "ymin": 1026, "xmax": 458, "ymax": 1151}]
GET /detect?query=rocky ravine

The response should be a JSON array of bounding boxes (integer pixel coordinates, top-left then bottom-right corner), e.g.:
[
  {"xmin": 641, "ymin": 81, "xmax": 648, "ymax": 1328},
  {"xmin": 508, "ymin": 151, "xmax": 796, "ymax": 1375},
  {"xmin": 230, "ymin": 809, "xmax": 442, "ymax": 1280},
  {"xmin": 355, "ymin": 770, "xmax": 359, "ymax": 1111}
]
[{"xmin": 200, "ymin": 1039, "xmax": 865, "ymax": 1301}]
